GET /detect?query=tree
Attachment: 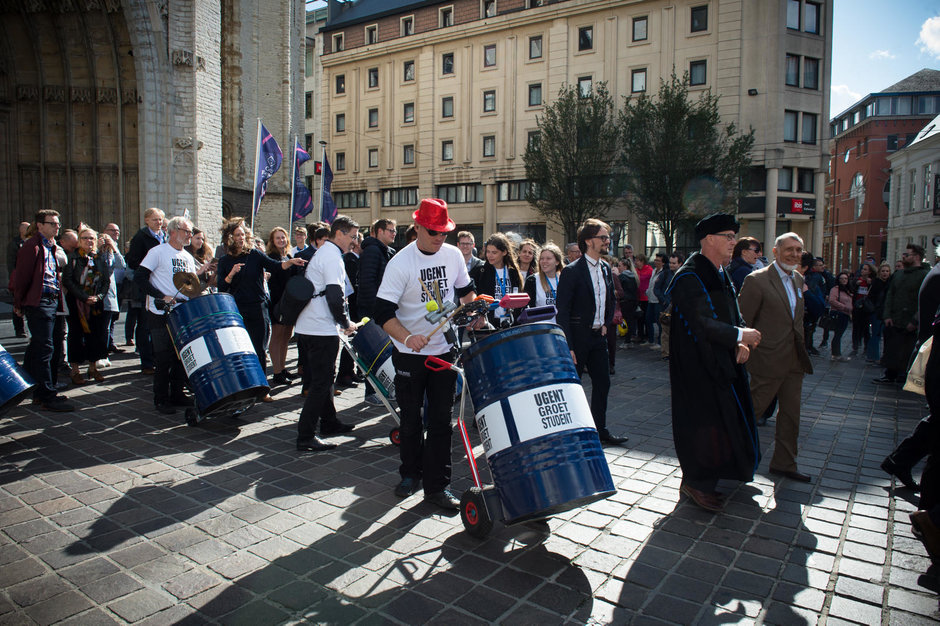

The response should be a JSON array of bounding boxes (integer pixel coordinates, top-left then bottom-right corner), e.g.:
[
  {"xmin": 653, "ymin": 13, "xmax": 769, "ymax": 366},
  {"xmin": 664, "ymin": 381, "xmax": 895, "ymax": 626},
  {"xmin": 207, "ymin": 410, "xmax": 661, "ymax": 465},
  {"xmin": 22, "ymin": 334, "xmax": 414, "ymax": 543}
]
[
  {"xmin": 619, "ymin": 72, "xmax": 754, "ymax": 252},
  {"xmin": 524, "ymin": 82, "xmax": 623, "ymax": 243}
]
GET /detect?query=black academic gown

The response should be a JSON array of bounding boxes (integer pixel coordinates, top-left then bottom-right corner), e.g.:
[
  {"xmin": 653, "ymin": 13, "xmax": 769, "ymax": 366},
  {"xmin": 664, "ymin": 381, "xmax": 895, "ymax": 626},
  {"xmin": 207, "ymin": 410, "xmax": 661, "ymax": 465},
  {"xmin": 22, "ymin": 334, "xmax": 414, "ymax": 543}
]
[{"xmin": 665, "ymin": 252, "xmax": 759, "ymax": 485}]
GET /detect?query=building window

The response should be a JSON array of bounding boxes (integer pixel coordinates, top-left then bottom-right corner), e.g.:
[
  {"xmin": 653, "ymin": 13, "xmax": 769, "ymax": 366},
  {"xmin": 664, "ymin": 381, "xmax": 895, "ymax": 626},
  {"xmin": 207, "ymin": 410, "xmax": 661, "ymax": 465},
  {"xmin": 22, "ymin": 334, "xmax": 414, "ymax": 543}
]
[
  {"xmin": 691, "ymin": 5, "xmax": 708, "ymax": 32},
  {"xmin": 578, "ymin": 26, "xmax": 593, "ymax": 51},
  {"xmin": 335, "ymin": 190, "xmax": 368, "ymax": 208},
  {"xmin": 335, "ymin": 74, "xmax": 345, "ymax": 94},
  {"xmin": 689, "ymin": 60, "xmax": 706, "ymax": 86},
  {"xmin": 437, "ymin": 183, "xmax": 483, "ymax": 203},
  {"xmin": 401, "ymin": 16, "xmax": 414, "ymax": 37},
  {"xmin": 526, "ymin": 0, "xmax": 542, "ymax": 7},
  {"xmin": 442, "ymin": 52, "xmax": 454, "ymax": 75},
  {"xmin": 442, "ymin": 140, "xmax": 454, "ymax": 161},
  {"xmin": 335, "ymin": 152, "xmax": 346, "ymax": 171},
  {"xmin": 527, "ymin": 131, "xmax": 540, "ymax": 149},
  {"xmin": 403, "ymin": 144, "xmax": 415, "ymax": 165},
  {"xmin": 305, "ymin": 134, "xmax": 313, "ymax": 153},
  {"xmin": 498, "ymin": 180, "xmax": 533, "ymax": 201},
  {"xmin": 785, "ymin": 54, "xmax": 800, "ymax": 87},
  {"xmin": 368, "ymin": 108, "xmax": 378, "ymax": 128},
  {"xmin": 784, "ymin": 110, "xmax": 798, "ymax": 142},
  {"xmin": 368, "ymin": 148, "xmax": 378, "ymax": 168},
  {"xmin": 631, "ymin": 69, "xmax": 647, "ymax": 93},
  {"xmin": 529, "ymin": 35, "xmax": 542, "ymax": 59},
  {"xmin": 578, "ymin": 76, "xmax": 592, "ymax": 97},
  {"xmin": 304, "ymin": 92, "xmax": 312, "ymax": 118},
  {"xmin": 797, "ymin": 168, "xmax": 815, "ymax": 193},
  {"xmin": 335, "ymin": 113, "xmax": 345, "ymax": 133},
  {"xmin": 440, "ymin": 6, "xmax": 453, "ymax": 27},
  {"xmin": 887, "ymin": 134, "xmax": 898, "ymax": 152},
  {"xmin": 802, "ymin": 112, "xmax": 817, "ymax": 144},
  {"xmin": 368, "ymin": 67, "xmax": 379, "ymax": 88},
  {"xmin": 383, "ymin": 187, "xmax": 418, "ymax": 207},
  {"xmin": 404, "ymin": 60, "xmax": 415, "ymax": 82},
  {"xmin": 365, "ymin": 25, "xmax": 378, "ymax": 44},
  {"xmin": 778, "ymin": 168, "xmax": 793, "ymax": 192},
  {"xmin": 442, "ymin": 96, "xmax": 454, "ymax": 118},
  {"xmin": 403, "ymin": 102, "xmax": 415, "ymax": 123},
  {"xmin": 917, "ymin": 95, "xmax": 938, "ymax": 115},
  {"xmin": 633, "ymin": 16, "xmax": 648, "ymax": 42},
  {"xmin": 483, "ymin": 44, "xmax": 497, "ymax": 67},
  {"xmin": 483, "ymin": 90, "xmax": 496, "ymax": 113},
  {"xmin": 803, "ymin": 57, "xmax": 819, "ymax": 90},
  {"xmin": 483, "ymin": 135, "xmax": 495, "ymax": 158},
  {"xmin": 924, "ymin": 164, "xmax": 932, "ymax": 210},
  {"xmin": 787, "ymin": 0, "xmax": 800, "ymax": 30},
  {"xmin": 332, "ymin": 33, "xmax": 344, "ymax": 52},
  {"xmin": 528, "ymin": 83, "xmax": 542, "ymax": 106},
  {"xmin": 483, "ymin": 0, "xmax": 496, "ymax": 18},
  {"xmin": 804, "ymin": 1, "xmax": 820, "ymax": 34}
]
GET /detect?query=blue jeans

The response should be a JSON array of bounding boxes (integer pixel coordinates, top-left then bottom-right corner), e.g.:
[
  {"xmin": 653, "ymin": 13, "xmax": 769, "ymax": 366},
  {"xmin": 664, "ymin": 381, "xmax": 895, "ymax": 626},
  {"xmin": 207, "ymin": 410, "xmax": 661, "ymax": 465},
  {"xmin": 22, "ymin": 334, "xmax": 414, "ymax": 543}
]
[
  {"xmin": 23, "ymin": 296, "xmax": 59, "ymax": 401},
  {"xmin": 867, "ymin": 316, "xmax": 884, "ymax": 361},
  {"xmin": 646, "ymin": 302, "xmax": 663, "ymax": 344}
]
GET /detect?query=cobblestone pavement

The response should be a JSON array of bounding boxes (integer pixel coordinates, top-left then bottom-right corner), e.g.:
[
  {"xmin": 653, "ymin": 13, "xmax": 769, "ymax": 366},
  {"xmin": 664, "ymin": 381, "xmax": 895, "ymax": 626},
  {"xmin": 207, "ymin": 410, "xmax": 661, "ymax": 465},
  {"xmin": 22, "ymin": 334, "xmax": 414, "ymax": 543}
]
[{"xmin": 0, "ymin": 319, "xmax": 937, "ymax": 625}]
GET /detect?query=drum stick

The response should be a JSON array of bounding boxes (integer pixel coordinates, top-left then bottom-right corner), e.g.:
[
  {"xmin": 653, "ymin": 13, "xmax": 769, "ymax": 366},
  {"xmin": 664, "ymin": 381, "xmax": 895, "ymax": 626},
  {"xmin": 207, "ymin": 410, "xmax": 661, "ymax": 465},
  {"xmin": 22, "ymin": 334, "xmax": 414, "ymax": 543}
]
[
  {"xmin": 425, "ymin": 302, "xmax": 466, "ymax": 341},
  {"xmin": 418, "ymin": 279, "xmax": 436, "ymax": 304}
]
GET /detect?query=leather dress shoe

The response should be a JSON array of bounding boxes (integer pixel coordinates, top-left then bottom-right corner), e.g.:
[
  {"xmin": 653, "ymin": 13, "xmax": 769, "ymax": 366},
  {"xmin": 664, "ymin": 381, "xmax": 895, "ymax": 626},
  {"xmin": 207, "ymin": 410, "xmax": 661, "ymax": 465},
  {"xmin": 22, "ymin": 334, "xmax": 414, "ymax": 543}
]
[
  {"xmin": 424, "ymin": 489, "xmax": 460, "ymax": 510},
  {"xmin": 872, "ymin": 376, "xmax": 897, "ymax": 384},
  {"xmin": 680, "ymin": 483, "xmax": 723, "ymax": 512},
  {"xmin": 335, "ymin": 376, "xmax": 358, "ymax": 389},
  {"xmin": 41, "ymin": 397, "xmax": 75, "ymax": 412},
  {"xmin": 769, "ymin": 467, "xmax": 812, "ymax": 483},
  {"xmin": 141, "ymin": 368, "xmax": 155, "ymax": 375},
  {"xmin": 395, "ymin": 477, "xmax": 421, "ymax": 497},
  {"xmin": 910, "ymin": 511, "xmax": 940, "ymax": 559},
  {"xmin": 598, "ymin": 430, "xmax": 629, "ymax": 445},
  {"xmin": 297, "ymin": 437, "xmax": 337, "ymax": 452},
  {"xmin": 170, "ymin": 394, "xmax": 194, "ymax": 407},
  {"xmin": 155, "ymin": 403, "xmax": 177, "ymax": 415},
  {"xmin": 320, "ymin": 421, "xmax": 354, "ymax": 436},
  {"xmin": 882, "ymin": 457, "xmax": 920, "ymax": 491}
]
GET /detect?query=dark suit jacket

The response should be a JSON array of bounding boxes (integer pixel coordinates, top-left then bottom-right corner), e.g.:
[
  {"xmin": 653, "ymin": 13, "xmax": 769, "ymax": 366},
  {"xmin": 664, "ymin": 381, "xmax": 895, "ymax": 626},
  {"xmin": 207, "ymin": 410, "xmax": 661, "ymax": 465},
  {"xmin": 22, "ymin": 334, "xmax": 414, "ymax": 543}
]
[
  {"xmin": 738, "ymin": 262, "xmax": 813, "ymax": 377},
  {"xmin": 125, "ymin": 227, "xmax": 160, "ymax": 270},
  {"xmin": 555, "ymin": 256, "xmax": 614, "ymax": 359}
]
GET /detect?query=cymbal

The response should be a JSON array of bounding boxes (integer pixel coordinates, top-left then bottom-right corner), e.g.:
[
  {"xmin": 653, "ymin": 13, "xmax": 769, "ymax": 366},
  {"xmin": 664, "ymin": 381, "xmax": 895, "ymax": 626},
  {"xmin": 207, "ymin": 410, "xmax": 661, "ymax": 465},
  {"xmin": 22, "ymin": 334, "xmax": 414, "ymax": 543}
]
[{"xmin": 173, "ymin": 272, "xmax": 203, "ymax": 298}]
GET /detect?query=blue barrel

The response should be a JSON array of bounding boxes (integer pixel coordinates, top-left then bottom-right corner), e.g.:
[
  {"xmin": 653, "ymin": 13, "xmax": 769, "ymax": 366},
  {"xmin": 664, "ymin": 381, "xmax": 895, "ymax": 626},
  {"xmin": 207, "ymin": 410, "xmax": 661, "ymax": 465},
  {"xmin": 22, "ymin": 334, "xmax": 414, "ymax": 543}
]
[
  {"xmin": 461, "ymin": 323, "xmax": 615, "ymax": 524},
  {"xmin": 0, "ymin": 343, "xmax": 34, "ymax": 415},
  {"xmin": 166, "ymin": 294, "xmax": 269, "ymax": 418},
  {"xmin": 351, "ymin": 320, "xmax": 396, "ymax": 398}
]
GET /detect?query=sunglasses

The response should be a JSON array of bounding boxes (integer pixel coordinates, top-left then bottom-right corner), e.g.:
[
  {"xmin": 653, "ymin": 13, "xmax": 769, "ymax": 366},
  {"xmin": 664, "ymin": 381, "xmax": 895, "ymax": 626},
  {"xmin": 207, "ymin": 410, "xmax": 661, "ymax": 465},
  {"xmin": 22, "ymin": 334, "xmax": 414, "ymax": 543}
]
[{"xmin": 425, "ymin": 227, "xmax": 445, "ymax": 237}]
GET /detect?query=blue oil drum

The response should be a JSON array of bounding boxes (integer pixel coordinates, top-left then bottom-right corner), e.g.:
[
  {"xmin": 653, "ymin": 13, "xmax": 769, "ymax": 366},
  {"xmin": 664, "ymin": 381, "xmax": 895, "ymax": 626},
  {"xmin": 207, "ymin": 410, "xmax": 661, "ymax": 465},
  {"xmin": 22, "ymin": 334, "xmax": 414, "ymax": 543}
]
[
  {"xmin": 0, "ymin": 343, "xmax": 34, "ymax": 415},
  {"xmin": 461, "ymin": 323, "xmax": 615, "ymax": 524},
  {"xmin": 351, "ymin": 319, "xmax": 396, "ymax": 398},
  {"xmin": 167, "ymin": 294, "xmax": 269, "ymax": 418}
]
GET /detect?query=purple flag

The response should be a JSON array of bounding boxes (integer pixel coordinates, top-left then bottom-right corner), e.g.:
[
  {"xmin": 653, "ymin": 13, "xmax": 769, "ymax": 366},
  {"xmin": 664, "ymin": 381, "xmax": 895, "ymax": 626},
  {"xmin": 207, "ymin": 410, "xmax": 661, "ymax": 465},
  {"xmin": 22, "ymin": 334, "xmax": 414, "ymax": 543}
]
[
  {"xmin": 292, "ymin": 141, "xmax": 313, "ymax": 221},
  {"xmin": 320, "ymin": 154, "xmax": 337, "ymax": 224},
  {"xmin": 252, "ymin": 123, "xmax": 283, "ymax": 219}
]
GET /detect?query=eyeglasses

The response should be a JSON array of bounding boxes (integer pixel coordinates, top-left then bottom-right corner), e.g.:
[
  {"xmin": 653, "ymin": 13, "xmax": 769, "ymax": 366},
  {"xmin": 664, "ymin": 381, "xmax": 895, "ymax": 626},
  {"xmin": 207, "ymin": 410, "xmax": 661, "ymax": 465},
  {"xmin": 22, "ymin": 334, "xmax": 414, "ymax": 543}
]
[
  {"xmin": 425, "ymin": 228, "xmax": 445, "ymax": 237},
  {"xmin": 710, "ymin": 233, "xmax": 737, "ymax": 241},
  {"xmin": 592, "ymin": 235, "xmax": 610, "ymax": 242},
  {"xmin": 179, "ymin": 229, "xmax": 193, "ymax": 235},
  {"xmin": 43, "ymin": 221, "xmax": 60, "ymax": 227},
  {"xmin": 749, "ymin": 248, "xmax": 761, "ymax": 253},
  {"xmin": 384, "ymin": 227, "xmax": 397, "ymax": 234},
  {"xmin": 457, "ymin": 241, "xmax": 474, "ymax": 246},
  {"xmin": 80, "ymin": 236, "xmax": 95, "ymax": 241}
]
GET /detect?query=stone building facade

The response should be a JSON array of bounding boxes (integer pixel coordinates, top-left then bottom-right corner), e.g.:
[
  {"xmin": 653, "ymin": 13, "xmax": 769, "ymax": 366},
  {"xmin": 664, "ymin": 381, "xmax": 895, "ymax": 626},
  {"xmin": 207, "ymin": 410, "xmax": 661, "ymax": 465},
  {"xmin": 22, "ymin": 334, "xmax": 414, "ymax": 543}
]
[
  {"xmin": 317, "ymin": 0, "xmax": 832, "ymax": 254},
  {"xmin": 0, "ymin": 0, "xmax": 305, "ymax": 283}
]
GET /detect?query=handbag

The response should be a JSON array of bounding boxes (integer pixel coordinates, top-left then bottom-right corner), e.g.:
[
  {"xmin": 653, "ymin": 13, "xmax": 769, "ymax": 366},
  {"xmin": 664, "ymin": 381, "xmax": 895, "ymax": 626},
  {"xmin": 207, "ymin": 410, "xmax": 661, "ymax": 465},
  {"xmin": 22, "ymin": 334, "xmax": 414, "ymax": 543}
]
[
  {"xmin": 817, "ymin": 311, "xmax": 839, "ymax": 331},
  {"xmin": 273, "ymin": 275, "xmax": 316, "ymax": 326},
  {"xmin": 903, "ymin": 336, "xmax": 932, "ymax": 395}
]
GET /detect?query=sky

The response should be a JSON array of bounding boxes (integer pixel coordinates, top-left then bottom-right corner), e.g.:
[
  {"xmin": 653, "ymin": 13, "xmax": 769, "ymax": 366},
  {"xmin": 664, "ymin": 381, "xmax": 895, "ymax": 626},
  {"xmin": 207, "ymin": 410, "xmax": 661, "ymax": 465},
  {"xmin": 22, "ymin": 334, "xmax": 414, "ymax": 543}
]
[{"xmin": 305, "ymin": 1, "xmax": 940, "ymax": 121}]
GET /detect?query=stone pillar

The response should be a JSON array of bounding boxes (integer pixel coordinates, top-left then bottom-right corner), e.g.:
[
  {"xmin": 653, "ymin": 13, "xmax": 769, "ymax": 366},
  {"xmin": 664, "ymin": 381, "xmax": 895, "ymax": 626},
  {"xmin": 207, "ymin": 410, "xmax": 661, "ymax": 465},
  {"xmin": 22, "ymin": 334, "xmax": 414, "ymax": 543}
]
[
  {"xmin": 764, "ymin": 168, "xmax": 779, "ymax": 257},
  {"xmin": 812, "ymin": 171, "xmax": 826, "ymax": 254},
  {"xmin": 484, "ymin": 183, "xmax": 497, "ymax": 235}
]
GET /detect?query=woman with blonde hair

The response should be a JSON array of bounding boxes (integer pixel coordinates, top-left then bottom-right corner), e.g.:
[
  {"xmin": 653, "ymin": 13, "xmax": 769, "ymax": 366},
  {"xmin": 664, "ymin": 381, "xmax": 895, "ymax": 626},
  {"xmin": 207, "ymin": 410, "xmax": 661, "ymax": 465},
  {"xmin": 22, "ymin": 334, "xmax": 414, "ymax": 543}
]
[
  {"xmin": 523, "ymin": 242, "xmax": 562, "ymax": 323},
  {"xmin": 265, "ymin": 227, "xmax": 298, "ymax": 386},
  {"xmin": 63, "ymin": 227, "xmax": 112, "ymax": 384}
]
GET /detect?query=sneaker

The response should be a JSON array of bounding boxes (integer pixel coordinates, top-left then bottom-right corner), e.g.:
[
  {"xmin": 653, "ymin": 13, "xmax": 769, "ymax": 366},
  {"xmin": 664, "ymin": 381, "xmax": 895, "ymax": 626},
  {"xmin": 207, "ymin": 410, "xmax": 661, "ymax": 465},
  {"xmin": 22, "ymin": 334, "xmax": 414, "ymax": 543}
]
[
  {"xmin": 96, "ymin": 359, "xmax": 111, "ymax": 368},
  {"xmin": 395, "ymin": 478, "xmax": 421, "ymax": 498},
  {"xmin": 838, "ymin": 356, "xmax": 850, "ymax": 362},
  {"xmin": 364, "ymin": 394, "xmax": 384, "ymax": 406},
  {"xmin": 649, "ymin": 343, "xmax": 661, "ymax": 350},
  {"xmin": 424, "ymin": 489, "xmax": 460, "ymax": 510},
  {"xmin": 872, "ymin": 376, "xmax": 896, "ymax": 384}
]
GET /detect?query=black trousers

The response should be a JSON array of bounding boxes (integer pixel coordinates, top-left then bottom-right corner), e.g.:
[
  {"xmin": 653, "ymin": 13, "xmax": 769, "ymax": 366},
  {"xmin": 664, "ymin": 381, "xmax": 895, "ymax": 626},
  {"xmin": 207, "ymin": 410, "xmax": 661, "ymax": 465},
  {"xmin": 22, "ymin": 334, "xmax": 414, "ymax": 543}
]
[
  {"xmin": 239, "ymin": 303, "xmax": 270, "ymax": 377},
  {"xmin": 575, "ymin": 331, "xmax": 611, "ymax": 432},
  {"xmin": 918, "ymin": 335, "xmax": 940, "ymax": 516},
  {"xmin": 393, "ymin": 350, "xmax": 457, "ymax": 494},
  {"xmin": 296, "ymin": 334, "xmax": 341, "ymax": 443},
  {"xmin": 23, "ymin": 296, "xmax": 58, "ymax": 401},
  {"xmin": 146, "ymin": 312, "xmax": 186, "ymax": 406}
]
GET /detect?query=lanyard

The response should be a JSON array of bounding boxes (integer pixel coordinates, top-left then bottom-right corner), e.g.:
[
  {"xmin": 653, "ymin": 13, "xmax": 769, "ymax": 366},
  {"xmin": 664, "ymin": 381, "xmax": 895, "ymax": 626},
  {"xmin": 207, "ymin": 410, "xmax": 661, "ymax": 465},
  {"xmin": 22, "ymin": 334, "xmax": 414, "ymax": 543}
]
[
  {"xmin": 547, "ymin": 275, "xmax": 557, "ymax": 300},
  {"xmin": 495, "ymin": 266, "xmax": 508, "ymax": 295}
]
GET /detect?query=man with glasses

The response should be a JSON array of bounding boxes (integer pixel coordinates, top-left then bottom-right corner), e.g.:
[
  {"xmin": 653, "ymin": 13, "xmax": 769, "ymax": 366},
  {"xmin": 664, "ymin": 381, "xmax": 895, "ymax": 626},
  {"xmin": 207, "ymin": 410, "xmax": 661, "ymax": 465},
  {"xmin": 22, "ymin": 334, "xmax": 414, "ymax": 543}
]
[
  {"xmin": 133, "ymin": 217, "xmax": 198, "ymax": 415},
  {"xmin": 728, "ymin": 236, "xmax": 761, "ymax": 292},
  {"xmin": 556, "ymin": 218, "xmax": 628, "ymax": 446},
  {"xmin": 875, "ymin": 244, "xmax": 929, "ymax": 385},
  {"xmin": 357, "ymin": 218, "xmax": 397, "ymax": 405},
  {"xmin": 13, "ymin": 211, "xmax": 73, "ymax": 412},
  {"xmin": 374, "ymin": 199, "xmax": 477, "ymax": 510},
  {"xmin": 456, "ymin": 231, "xmax": 483, "ymax": 274},
  {"xmin": 665, "ymin": 214, "xmax": 761, "ymax": 512}
]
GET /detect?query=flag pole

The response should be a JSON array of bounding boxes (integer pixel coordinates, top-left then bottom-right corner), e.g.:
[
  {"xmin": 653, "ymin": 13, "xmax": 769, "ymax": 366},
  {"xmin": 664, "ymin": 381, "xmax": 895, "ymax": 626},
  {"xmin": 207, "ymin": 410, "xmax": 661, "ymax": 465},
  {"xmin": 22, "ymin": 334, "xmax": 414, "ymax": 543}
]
[
  {"xmin": 250, "ymin": 118, "xmax": 262, "ymax": 234},
  {"xmin": 317, "ymin": 140, "xmax": 327, "ymax": 223},
  {"xmin": 289, "ymin": 135, "xmax": 298, "ymax": 233}
]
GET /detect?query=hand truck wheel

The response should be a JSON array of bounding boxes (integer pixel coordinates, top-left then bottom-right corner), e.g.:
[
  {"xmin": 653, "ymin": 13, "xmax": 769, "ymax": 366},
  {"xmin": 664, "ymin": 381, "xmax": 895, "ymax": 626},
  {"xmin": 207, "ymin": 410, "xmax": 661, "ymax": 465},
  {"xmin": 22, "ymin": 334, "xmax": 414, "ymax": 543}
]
[{"xmin": 460, "ymin": 487, "xmax": 493, "ymax": 538}]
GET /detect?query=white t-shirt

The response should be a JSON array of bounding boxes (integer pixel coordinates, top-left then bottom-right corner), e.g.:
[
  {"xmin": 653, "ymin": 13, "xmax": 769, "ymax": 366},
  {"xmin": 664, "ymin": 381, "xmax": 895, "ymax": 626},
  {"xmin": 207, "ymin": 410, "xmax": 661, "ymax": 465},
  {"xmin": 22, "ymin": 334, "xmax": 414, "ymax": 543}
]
[
  {"xmin": 377, "ymin": 242, "xmax": 471, "ymax": 355},
  {"xmin": 533, "ymin": 274, "xmax": 558, "ymax": 323},
  {"xmin": 140, "ymin": 243, "xmax": 198, "ymax": 315},
  {"xmin": 295, "ymin": 240, "xmax": 348, "ymax": 337}
]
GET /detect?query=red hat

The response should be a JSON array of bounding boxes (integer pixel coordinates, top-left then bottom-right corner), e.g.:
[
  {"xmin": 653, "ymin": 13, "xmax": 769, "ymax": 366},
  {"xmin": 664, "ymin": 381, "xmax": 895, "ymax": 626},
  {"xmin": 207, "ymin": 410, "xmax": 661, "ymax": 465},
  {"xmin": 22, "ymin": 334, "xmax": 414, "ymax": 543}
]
[{"xmin": 413, "ymin": 198, "xmax": 456, "ymax": 232}]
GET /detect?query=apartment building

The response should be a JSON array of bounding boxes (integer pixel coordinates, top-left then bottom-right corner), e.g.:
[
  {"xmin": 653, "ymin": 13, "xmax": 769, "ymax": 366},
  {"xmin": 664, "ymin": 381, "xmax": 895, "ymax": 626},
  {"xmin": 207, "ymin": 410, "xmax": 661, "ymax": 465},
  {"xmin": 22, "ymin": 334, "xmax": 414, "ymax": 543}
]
[{"xmin": 317, "ymin": 0, "xmax": 831, "ymax": 252}]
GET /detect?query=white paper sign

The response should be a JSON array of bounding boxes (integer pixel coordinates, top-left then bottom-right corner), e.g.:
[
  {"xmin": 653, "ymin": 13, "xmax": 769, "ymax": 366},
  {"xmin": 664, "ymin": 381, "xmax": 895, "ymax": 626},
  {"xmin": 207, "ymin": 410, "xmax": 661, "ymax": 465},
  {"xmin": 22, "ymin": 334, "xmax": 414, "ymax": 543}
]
[
  {"xmin": 179, "ymin": 337, "xmax": 213, "ymax": 377},
  {"xmin": 215, "ymin": 326, "xmax": 255, "ymax": 356}
]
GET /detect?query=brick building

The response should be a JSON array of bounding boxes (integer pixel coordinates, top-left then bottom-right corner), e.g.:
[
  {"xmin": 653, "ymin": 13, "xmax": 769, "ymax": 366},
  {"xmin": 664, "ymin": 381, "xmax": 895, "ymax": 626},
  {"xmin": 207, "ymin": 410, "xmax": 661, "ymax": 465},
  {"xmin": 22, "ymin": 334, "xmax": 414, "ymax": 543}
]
[{"xmin": 825, "ymin": 68, "xmax": 940, "ymax": 271}]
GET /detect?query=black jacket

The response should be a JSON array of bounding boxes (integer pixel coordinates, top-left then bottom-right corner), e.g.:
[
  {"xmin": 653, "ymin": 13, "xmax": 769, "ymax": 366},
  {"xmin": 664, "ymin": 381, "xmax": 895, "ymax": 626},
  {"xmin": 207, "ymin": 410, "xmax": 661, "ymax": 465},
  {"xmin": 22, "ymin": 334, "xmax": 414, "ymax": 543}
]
[
  {"xmin": 555, "ymin": 256, "xmax": 615, "ymax": 359},
  {"xmin": 125, "ymin": 227, "xmax": 161, "ymax": 270},
  {"xmin": 357, "ymin": 236, "xmax": 395, "ymax": 318},
  {"xmin": 63, "ymin": 250, "xmax": 112, "ymax": 302},
  {"xmin": 471, "ymin": 262, "xmax": 524, "ymax": 326}
]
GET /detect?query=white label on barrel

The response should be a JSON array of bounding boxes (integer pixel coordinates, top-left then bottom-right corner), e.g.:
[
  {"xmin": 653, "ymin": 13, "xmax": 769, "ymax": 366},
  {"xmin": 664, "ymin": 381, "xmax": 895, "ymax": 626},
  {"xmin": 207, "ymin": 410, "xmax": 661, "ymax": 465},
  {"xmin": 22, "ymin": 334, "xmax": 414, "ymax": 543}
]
[
  {"xmin": 475, "ymin": 382, "xmax": 595, "ymax": 457},
  {"xmin": 215, "ymin": 326, "xmax": 255, "ymax": 355},
  {"xmin": 373, "ymin": 358, "xmax": 396, "ymax": 398},
  {"xmin": 179, "ymin": 337, "xmax": 213, "ymax": 377}
]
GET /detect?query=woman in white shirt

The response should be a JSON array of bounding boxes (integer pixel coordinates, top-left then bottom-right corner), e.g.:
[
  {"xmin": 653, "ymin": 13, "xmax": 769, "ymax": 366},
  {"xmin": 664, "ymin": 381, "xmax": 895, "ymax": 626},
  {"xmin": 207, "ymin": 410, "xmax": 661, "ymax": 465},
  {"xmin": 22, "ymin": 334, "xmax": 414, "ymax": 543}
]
[{"xmin": 523, "ymin": 242, "xmax": 563, "ymax": 323}]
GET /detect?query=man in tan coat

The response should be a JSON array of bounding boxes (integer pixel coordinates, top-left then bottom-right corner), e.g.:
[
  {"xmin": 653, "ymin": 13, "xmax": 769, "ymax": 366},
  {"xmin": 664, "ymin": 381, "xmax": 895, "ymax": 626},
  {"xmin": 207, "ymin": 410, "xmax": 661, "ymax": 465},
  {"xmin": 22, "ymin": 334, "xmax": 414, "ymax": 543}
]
[{"xmin": 738, "ymin": 233, "xmax": 814, "ymax": 482}]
